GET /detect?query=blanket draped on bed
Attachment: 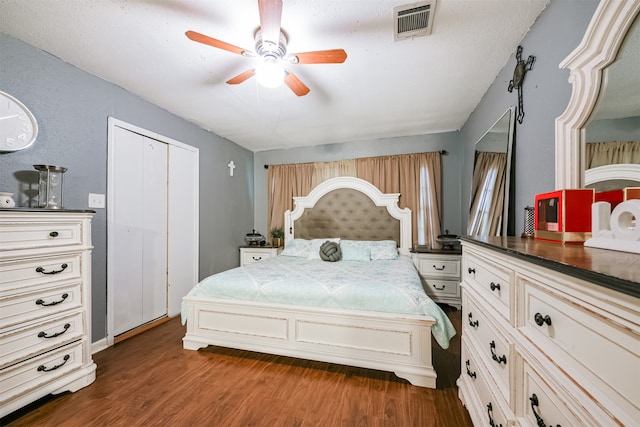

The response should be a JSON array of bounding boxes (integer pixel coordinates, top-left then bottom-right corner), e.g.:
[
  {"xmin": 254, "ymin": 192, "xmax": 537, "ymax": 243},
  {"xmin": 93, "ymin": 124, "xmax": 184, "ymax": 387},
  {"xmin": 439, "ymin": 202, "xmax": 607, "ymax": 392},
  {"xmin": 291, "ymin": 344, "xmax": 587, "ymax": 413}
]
[{"xmin": 182, "ymin": 255, "xmax": 456, "ymax": 349}]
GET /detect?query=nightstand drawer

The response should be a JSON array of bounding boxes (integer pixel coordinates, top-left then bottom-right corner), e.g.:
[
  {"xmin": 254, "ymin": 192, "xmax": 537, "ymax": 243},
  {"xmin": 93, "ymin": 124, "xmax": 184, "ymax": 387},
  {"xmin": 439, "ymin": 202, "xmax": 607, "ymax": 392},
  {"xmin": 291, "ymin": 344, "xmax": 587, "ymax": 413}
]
[
  {"xmin": 422, "ymin": 279, "xmax": 460, "ymax": 298},
  {"xmin": 240, "ymin": 247, "xmax": 280, "ymax": 266},
  {"xmin": 0, "ymin": 221, "xmax": 83, "ymax": 252},
  {"xmin": 415, "ymin": 256, "xmax": 460, "ymax": 278}
]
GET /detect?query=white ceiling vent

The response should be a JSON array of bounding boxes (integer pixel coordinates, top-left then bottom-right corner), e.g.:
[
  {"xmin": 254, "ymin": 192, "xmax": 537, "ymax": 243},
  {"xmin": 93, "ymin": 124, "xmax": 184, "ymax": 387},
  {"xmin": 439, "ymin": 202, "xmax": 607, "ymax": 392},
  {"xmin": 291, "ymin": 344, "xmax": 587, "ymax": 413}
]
[{"xmin": 393, "ymin": 1, "xmax": 436, "ymax": 41}]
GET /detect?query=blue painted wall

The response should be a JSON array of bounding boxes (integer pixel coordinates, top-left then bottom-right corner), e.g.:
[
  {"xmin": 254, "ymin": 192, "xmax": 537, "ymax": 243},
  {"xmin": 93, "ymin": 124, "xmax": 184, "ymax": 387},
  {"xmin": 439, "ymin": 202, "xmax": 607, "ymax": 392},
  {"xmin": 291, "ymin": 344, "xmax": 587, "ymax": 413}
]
[{"xmin": 0, "ymin": 34, "xmax": 254, "ymax": 342}]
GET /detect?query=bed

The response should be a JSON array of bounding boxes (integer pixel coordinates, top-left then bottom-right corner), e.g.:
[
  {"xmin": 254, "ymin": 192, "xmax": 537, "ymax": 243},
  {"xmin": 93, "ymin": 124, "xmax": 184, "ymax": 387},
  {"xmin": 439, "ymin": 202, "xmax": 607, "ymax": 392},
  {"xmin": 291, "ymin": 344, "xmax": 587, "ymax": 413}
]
[{"xmin": 182, "ymin": 177, "xmax": 456, "ymax": 388}]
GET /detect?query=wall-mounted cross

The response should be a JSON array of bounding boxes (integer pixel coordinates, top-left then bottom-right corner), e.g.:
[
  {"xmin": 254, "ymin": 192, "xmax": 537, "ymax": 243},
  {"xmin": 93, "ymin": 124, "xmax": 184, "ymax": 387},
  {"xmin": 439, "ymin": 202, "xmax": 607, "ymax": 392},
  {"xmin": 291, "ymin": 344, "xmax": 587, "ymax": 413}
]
[
  {"xmin": 508, "ymin": 45, "xmax": 535, "ymax": 124},
  {"xmin": 227, "ymin": 160, "xmax": 236, "ymax": 177}
]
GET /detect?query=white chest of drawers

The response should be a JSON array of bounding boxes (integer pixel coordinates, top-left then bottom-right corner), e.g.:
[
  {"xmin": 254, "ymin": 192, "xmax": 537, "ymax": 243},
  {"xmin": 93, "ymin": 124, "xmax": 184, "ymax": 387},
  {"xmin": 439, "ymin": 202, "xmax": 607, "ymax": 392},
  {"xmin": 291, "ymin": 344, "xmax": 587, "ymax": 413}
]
[
  {"xmin": 411, "ymin": 251, "xmax": 462, "ymax": 309},
  {"xmin": 239, "ymin": 246, "xmax": 281, "ymax": 266},
  {"xmin": 457, "ymin": 237, "xmax": 639, "ymax": 427},
  {"xmin": 0, "ymin": 210, "xmax": 96, "ymax": 418}
]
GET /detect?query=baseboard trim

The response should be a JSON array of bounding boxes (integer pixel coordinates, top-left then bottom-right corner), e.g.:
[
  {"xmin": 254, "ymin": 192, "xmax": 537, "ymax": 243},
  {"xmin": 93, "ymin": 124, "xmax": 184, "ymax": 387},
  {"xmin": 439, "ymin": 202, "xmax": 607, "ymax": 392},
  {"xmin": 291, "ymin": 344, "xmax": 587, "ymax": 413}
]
[{"xmin": 92, "ymin": 338, "xmax": 109, "ymax": 355}]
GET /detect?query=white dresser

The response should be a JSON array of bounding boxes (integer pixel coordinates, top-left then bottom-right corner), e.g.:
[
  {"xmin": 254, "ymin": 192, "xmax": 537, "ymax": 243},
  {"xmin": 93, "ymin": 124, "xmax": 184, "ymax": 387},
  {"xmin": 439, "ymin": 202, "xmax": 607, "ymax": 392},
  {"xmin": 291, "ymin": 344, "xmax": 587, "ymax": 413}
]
[
  {"xmin": 239, "ymin": 246, "xmax": 281, "ymax": 266},
  {"xmin": 0, "ymin": 210, "xmax": 96, "ymax": 418},
  {"xmin": 457, "ymin": 236, "xmax": 639, "ymax": 427},
  {"xmin": 411, "ymin": 250, "xmax": 462, "ymax": 309}
]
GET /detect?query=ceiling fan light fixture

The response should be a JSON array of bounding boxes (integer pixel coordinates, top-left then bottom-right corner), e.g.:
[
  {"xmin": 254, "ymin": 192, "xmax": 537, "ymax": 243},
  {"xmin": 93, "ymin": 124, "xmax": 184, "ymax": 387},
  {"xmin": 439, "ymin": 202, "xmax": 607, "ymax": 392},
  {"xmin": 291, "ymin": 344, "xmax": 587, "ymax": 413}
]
[{"xmin": 256, "ymin": 57, "xmax": 285, "ymax": 88}]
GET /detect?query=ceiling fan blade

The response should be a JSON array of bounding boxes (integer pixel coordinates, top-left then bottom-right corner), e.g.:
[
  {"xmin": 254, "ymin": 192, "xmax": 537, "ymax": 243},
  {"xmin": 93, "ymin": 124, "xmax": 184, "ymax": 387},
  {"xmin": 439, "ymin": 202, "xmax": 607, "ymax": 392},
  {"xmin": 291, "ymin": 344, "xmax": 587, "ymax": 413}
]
[
  {"xmin": 258, "ymin": 0, "xmax": 283, "ymax": 47},
  {"xmin": 289, "ymin": 49, "xmax": 348, "ymax": 64},
  {"xmin": 284, "ymin": 71, "xmax": 310, "ymax": 96},
  {"xmin": 186, "ymin": 30, "xmax": 250, "ymax": 56},
  {"xmin": 226, "ymin": 69, "xmax": 256, "ymax": 85}
]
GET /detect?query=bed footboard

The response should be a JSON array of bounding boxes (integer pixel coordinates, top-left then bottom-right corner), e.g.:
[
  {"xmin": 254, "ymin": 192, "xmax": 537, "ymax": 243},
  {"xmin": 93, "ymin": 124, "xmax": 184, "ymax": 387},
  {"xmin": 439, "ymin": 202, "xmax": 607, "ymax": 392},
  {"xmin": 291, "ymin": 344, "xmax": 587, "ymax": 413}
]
[{"xmin": 182, "ymin": 296, "xmax": 437, "ymax": 388}]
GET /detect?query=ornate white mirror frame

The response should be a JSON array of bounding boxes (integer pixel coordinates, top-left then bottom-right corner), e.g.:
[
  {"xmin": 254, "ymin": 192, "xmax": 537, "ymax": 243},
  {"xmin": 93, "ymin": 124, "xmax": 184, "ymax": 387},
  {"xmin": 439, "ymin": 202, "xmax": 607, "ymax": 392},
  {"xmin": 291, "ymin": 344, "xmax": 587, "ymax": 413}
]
[{"xmin": 555, "ymin": 0, "xmax": 640, "ymax": 189}]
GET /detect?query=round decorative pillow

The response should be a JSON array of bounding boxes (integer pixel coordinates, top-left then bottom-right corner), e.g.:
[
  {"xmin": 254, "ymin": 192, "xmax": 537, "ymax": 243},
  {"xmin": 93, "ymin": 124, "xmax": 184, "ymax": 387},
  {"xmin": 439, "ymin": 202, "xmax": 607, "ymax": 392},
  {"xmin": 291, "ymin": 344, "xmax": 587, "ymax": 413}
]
[{"xmin": 319, "ymin": 240, "xmax": 342, "ymax": 262}]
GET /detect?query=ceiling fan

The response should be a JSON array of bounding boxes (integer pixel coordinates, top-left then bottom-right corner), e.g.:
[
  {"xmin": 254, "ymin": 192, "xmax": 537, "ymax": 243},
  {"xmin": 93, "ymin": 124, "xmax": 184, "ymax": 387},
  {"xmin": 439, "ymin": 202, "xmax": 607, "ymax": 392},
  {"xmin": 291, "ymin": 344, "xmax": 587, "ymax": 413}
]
[{"xmin": 186, "ymin": 0, "xmax": 347, "ymax": 96}]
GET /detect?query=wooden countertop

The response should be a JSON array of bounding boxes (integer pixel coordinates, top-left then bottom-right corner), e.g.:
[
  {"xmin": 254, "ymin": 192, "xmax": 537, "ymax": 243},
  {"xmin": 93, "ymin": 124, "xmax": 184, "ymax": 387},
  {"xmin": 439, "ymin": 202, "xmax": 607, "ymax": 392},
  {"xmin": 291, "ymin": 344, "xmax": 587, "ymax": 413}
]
[{"xmin": 460, "ymin": 236, "xmax": 640, "ymax": 299}]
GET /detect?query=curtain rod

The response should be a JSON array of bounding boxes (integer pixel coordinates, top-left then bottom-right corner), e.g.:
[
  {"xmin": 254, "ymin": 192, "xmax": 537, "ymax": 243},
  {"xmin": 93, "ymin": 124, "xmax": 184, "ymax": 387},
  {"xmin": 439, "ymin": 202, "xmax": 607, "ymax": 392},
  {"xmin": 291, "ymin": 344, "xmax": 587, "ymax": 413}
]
[{"xmin": 264, "ymin": 150, "xmax": 448, "ymax": 169}]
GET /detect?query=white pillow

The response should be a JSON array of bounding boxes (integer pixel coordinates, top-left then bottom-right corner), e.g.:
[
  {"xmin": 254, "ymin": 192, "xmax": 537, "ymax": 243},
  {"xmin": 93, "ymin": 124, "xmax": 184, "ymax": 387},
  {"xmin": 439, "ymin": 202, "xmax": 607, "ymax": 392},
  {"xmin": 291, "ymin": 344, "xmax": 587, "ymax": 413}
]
[
  {"xmin": 369, "ymin": 240, "xmax": 399, "ymax": 260},
  {"xmin": 307, "ymin": 238, "xmax": 341, "ymax": 260},
  {"xmin": 280, "ymin": 239, "xmax": 312, "ymax": 257}
]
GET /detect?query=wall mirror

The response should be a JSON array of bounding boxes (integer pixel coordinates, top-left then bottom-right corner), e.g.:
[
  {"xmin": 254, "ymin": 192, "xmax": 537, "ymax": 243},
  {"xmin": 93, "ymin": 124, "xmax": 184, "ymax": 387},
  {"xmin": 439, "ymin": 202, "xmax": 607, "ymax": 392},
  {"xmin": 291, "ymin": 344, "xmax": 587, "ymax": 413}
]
[
  {"xmin": 468, "ymin": 107, "xmax": 515, "ymax": 237},
  {"xmin": 555, "ymin": 0, "xmax": 640, "ymax": 190}
]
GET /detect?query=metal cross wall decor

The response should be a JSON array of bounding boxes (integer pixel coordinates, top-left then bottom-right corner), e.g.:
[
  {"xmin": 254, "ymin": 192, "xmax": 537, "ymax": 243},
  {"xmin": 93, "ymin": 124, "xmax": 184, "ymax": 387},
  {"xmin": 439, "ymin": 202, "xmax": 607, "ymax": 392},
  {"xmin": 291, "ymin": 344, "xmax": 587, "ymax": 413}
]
[{"xmin": 508, "ymin": 45, "xmax": 535, "ymax": 124}]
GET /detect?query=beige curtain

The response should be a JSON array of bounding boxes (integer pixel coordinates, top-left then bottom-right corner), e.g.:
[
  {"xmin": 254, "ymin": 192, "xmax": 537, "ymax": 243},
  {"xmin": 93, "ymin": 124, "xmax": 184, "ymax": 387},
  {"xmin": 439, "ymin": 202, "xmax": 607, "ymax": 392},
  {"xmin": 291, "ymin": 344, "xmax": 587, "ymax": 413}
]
[
  {"xmin": 267, "ymin": 163, "xmax": 314, "ymax": 234},
  {"xmin": 467, "ymin": 152, "xmax": 507, "ymax": 236},
  {"xmin": 355, "ymin": 152, "xmax": 442, "ymax": 248},
  {"xmin": 311, "ymin": 159, "xmax": 356, "ymax": 188},
  {"xmin": 586, "ymin": 141, "xmax": 640, "ymax": 168}
]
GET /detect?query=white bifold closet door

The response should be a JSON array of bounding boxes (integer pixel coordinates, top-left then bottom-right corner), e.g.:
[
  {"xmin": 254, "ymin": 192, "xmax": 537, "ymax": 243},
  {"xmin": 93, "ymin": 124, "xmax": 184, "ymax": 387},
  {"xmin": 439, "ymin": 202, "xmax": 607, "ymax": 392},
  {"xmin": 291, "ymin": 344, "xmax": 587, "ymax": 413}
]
[{"xmin": 111, "ymin": 127, "xmax": 168, "ymax": 335}]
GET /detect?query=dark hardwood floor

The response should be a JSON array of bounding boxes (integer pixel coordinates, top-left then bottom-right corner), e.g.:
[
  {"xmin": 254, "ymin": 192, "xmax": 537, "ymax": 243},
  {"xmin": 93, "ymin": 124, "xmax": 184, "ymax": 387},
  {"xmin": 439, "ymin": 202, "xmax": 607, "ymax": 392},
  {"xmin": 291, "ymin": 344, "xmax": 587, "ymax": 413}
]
[{"xmin": 3, "ymin": 305, "xmax": 472, "ymax": 427}]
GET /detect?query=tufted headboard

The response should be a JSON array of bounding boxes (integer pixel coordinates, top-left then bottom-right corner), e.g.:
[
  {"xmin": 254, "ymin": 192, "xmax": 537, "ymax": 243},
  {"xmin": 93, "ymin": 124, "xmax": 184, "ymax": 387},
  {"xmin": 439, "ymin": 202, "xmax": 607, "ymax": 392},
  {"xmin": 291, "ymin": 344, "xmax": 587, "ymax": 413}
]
[{"xmin": 284, "ymin": 177, "xmax": 412, "ymax": 255}]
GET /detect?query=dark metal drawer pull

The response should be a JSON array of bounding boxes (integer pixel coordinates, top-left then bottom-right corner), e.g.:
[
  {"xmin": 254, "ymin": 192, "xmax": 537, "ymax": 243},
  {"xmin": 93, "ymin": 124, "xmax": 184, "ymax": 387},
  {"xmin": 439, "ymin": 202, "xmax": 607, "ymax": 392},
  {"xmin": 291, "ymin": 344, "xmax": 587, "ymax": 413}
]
[
  {"xmin": 486, "ymin": 402, "xmax": 503, "ymax": 427},
  {"xmin": 490, "ymin": 282, "xmax": 501, "ymax": 291},
  {"xmin": 37, "ymin": 354, "xmax": 70, "ymax": 372},
  {"xmin": 432, "ymin": 264, "xmax": 446, "ymax": 271},
  {"xmin": 490, "ymin": 340, "xmax": 507, "ymax": 365},
  {"xmin": 49, "ymin": 231, "xmax": 59, "ymax": 237},
  {"xmin": 468, "ymin": 267, "xmax": 475, "ymax": 274},
  {"xmin": 38, "ymin": 323, "xmax": 71, "ymax": 339},
  {"xmin": 433, "ymin": 284, "xmax": 446, "ymax": 291},
  {"xmin": 534, "ymin": 312, "xmax": 552, "ymax": 327},
  {"xmin": 252, "ymin": 256, "xmax": 263, "ymax": 261},
  {"xmin": 468, "ymin": 312, "xmax": 479, "ymax": 328},
  {"xmin": 465, "ymin": 360, "xmax": 476, "ymax": 378},
  {"xmin": 36, "ymin": 293, "xmax": 69, "ymax": 306},
  {"xmin": 36, "ymin": 263, "xmax": 68, "ymax": 275},
  {"xmin": 530, "ymin": 394, "xmax": 561, "ymax": 427}
]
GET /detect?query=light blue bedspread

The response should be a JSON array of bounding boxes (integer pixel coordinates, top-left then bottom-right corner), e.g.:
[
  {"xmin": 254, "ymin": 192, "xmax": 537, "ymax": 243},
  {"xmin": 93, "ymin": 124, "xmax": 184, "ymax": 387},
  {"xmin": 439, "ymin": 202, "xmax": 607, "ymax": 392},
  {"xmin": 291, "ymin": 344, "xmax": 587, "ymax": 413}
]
[{"xmin": 182, "ymin": 255, "xmax": 456, "ymax": 349}]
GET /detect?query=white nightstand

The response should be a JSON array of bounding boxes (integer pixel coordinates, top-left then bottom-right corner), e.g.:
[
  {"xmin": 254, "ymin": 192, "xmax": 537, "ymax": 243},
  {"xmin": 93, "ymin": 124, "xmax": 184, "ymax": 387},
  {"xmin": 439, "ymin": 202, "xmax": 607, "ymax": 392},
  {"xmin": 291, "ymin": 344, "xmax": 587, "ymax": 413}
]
[
  {"xmin": 239, "ymin": 246, "xmax": 282, "ymax": 266},
  {"xmin": 411, "ymin": 250, "xmax": 462, "ymax": 309}
]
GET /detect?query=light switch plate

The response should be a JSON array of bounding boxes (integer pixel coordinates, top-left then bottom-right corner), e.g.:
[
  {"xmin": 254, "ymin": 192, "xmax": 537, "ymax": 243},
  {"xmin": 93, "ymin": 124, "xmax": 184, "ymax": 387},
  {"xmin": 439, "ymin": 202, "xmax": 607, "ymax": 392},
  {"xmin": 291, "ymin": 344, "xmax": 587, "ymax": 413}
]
[{"xmin": 88, "ymin": 193, "xmax": 105, "ymax": 208}]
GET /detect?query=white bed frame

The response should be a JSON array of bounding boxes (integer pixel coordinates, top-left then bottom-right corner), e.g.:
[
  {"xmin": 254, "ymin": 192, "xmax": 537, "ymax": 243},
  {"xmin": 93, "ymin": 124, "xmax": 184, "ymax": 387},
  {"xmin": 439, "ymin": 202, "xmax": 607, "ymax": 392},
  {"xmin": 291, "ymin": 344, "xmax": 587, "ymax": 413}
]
[{"xmin": 182, "ymin": 177, "xmax": 438, "ymax": 388}]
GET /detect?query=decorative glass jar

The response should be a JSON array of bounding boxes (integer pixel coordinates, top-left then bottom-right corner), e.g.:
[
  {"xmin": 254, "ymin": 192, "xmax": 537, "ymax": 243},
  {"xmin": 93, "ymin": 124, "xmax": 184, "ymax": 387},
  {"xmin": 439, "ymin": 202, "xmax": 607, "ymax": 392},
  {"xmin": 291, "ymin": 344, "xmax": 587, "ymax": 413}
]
[{"xmin": 34, "ymin": 165, "xmax": 67, "ymax": 209}]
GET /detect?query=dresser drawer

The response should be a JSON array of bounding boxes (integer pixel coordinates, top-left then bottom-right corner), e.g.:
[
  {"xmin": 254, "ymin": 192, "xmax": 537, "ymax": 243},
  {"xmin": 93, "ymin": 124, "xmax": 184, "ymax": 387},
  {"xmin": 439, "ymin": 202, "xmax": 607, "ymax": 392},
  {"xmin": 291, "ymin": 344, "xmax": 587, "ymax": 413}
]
[
  {"xmin": 518, "ymin": 277, "xmax": 640, "ymax": 422},
  {"xmin": 0, "ymin": 221, "xmax": 83, "ymax": 252},
  {"xmin": 0, "ymin": 311, "xmax": 84, "ymax": 369},
  {"xmin": 463, "ymin": 293, "xmax": 513, "ymax": 402},
  {"xmin": 413, "ymin": 255, "xmax": 460, "ymax": 279},
  {"xmin": 0, "ymin": 283, "xmax": 82, "ymax": 331},
  {"xmin": 0, "ymin": 253, "xmax": 82, "ymax": 294},
  {"xmin": 0, "ymin": 341, "xmax": 83, "ymax": 404},
  {"xmin": 463, "ymin": 250, "xmax": 514, "ymax": 322},
  {"xmin": 517, "ymin": 356, "xmax": 597, "ymax": 427},
  {"xmin": 422, "ymin": 279, "xmax": 460, "ymax": 298},
  {"xmin": 460, "ymin": 339, "xmax": 513, "ymax": 427}
]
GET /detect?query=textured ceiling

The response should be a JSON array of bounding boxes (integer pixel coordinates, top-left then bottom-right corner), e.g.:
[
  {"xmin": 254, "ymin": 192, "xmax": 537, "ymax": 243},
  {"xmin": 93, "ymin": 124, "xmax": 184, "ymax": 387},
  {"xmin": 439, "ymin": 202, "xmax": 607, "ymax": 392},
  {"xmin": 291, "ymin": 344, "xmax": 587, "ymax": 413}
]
[{"xmin": 0, "ymin": 0, "xmax": 549, "ymax": 152}]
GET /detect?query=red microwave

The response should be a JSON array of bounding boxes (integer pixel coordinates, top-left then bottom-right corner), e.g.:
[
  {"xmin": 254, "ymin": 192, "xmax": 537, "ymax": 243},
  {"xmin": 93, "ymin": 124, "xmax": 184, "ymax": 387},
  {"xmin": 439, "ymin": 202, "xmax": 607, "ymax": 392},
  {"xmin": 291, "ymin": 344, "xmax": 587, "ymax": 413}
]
[{"xmin": 534, "ymin": 189, "xmax": 594, "ymax": 244}]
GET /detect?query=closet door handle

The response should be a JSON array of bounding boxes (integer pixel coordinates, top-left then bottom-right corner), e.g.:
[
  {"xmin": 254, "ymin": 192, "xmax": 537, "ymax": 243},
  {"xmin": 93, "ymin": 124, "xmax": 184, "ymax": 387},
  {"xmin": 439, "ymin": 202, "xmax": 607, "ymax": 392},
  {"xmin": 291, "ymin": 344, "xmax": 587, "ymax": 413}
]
[
  {"xmin": 534, "ymin": 312, "xmax": 552, "ymax": 326},
  {"xmin": 36, "ymin": 263, "xmax": 68, "ymax": 275},
  {"xmin": 468, "ymin": 312, "xmax": 479, "ymax": 328},
  {"xmin": 486, "ymin": 402, "xmax": 503, "ymax": 427},
  {"xmin": 36, "ymin": 293, "xmax": 69, "ymax": 307},
  {"xmin": 37, "ymin": 354, "xmax": 70, "ymax": 372},
  {"xmin": 530, "ymin": 394, "xmax": 561, "ymax": 427},
  {"xmin": 490, "ymin": 340, "xmax": 507, "ymax": 365},
  {"xmin": 490, "ymin": 282, "xmax": 501, "ymax": 291},
  {"xmin": 465, "ymin": 360, "xmax": 476, "ymax": 379},
  {"xmin": 49, "ymin": 231, "xmax": 59, "ymax": 237},
  {"xmin": 38, "ymin": 323, "xmax": 71, "ymax": 339}
]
